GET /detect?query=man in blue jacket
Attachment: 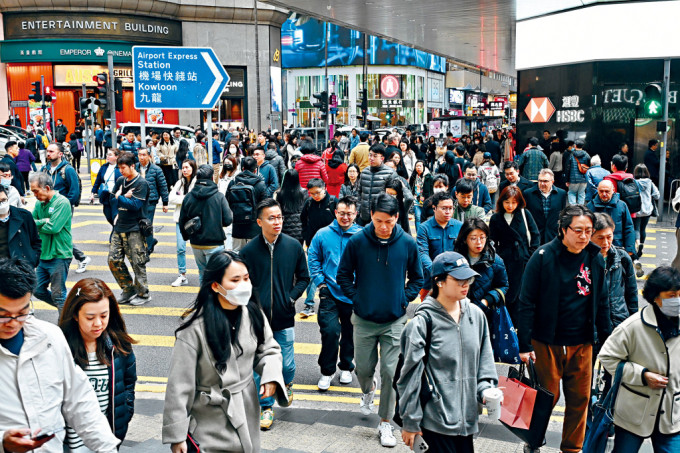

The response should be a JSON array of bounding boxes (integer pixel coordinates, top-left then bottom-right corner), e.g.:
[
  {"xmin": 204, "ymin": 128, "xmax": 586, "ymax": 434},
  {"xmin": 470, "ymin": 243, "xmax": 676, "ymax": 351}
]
[
  {"xmin": 42, "ymin": 143, "xmax": 91, "ymax": 273},
  {"xmin": 253, "ymin": 147, "xmax": 279, "ymax": 197},
  {"xmin": 416, "ymin": 191, "xmax": 462, "ymax": 295},
  {"xmin": 459, "ymin": 164, "xmax": 493, "ymax": 213},
  {"xmin": 308, "ymin": 196, "xmax": 362, "ymax": 391},
  {"xmin": 337, "ymin": 193, "xmax": 424, "ymax": 448},
  {"xmin": 586, "ymin": 180, "xmax": 636, "ymax": 257}
]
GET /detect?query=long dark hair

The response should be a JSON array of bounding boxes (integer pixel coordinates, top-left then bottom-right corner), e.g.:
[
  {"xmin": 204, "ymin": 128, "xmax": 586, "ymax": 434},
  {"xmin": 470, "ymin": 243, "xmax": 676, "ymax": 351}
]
[
  {"xmin": 59, "ymin": 278, "xmax": 136, "ymax": 368},
  {"xmin": 454, "ymin": 218, "xmax": 491, "ymax": 257},
  {"xmin": 408, "ymin": 160, "xmax": 426, "ymax": 187},
  {"xmin": 176, "ymin": 251, "xmax": 265, "ymax": 374},
  {"xmin": 176, "ymin": 139, "xmax": 190, "ymax": 163},
  {"xmin": 279, "ymin": 169, "xmax": 307, "ymax": 213},
  {"xmin": 181, "ymin": 159, "xmax": 198, "ymax": 194}
]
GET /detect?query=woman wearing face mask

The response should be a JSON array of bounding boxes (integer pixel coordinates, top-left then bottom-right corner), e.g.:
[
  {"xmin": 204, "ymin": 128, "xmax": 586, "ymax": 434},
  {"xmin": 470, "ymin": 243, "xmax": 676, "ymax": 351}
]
[
  {"xmin": 598, "ymin": 265, "xmax": 680, "ymax": 453},
  {"xmin": 408, "ymin": 160, "xmax": 433, "ymax": 233},
  {"xmin": 420, "ymin": 174, "xmax": 449, "ymax": 223},
  {"xmin": 168, "ymin": 159, "xmax": 198, "ymax": 288},
  {"xmin": 163, "ymin": 251, "xmax": 287, "ymax": 453},
  {"xmin": 59, "ymin": 279, "xmax": 137, "ymax": 452}
]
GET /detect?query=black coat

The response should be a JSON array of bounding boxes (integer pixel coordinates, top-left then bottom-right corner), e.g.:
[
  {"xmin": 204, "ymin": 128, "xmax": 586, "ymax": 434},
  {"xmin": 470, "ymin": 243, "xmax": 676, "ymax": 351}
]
[
  {"xmin": 485, "ymin": 140, "xmax": 502, "ymax": 165},
  {"xmin": 239, "ymin": 233, "xmax": 310, "ymax": 331},
  {"xmin": 523, "ymin": 186, "xmax": 568, "ymax": 244},
  {"xmin": 498, "ymin": 176, "xmax": 536, "ymax": 195},
  {"xmin": 1, "ymin": 155, "xmax": 24, "ymax": 196},
  {"xmin": 301, "ymin": 195, "xmax": 337, "ymax": 245},
  {"xmin": 227, "ymin": 171, "xmax": 267, "ymax": 240},
  {"xmin": 105, "ymin": 339, "xmax": 137, "ymax": 441},
  {"xmin": 280, "ymin": 188, "xmax": 307, "ymax": 244},
  {"xmin": 179, "ymin": 180, "xmax": 233, "ymax": 245},
  {"xmin": 6, "ymin": 206, "xmax": 41, "ymax": 266}
]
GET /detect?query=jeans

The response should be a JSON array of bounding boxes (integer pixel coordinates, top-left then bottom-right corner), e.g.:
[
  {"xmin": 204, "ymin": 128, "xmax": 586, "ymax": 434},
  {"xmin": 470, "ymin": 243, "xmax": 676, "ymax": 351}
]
[
  {"xmin": 413, "ymin": 204, "xmax": 422, "ymax": 234},
  {"xmin": 34, "ymin": 258, "xmax": 71, "ymax": 313},
  {"xmin": 256, "ymin": 327, "xmax": 296, "ymax": 408},
  {"xmin": 145, "ymin": 203, "xmax": 157, "ymax": 251},
  {"xmin": 568, "ymin": 182, "xmax": 587, "ymax": 205},
  {"xmin": 317, "ymin": 287, "xmax": 354, "ymax": 376},
  {"xmin": 175, "ymin": 223, "xmax": 187, "ymax": 274},
  {"xmin": 192, "ymin": 245, "xmax": 225, "ymax": 283},
  {"xmin": 633, "ymin": 215, "xmax": 650, "ymax": 244},
  {"xmin": 352, "ymin": 313, "xmax": 406, "ymax": 420},
  {"xmin": 613, "ymin": 426, "xmax": 680, "ymax": 452},
  {"xmin": 304, "ymin": 279, "xmax": 317, "ymax": 308}
]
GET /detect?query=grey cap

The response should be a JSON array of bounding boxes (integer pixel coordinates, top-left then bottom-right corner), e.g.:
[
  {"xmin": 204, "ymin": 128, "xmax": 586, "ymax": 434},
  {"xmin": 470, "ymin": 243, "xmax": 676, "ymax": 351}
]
[{"xmin": 431, "ymin": 251, "xmax": 480, "ymax": 280}]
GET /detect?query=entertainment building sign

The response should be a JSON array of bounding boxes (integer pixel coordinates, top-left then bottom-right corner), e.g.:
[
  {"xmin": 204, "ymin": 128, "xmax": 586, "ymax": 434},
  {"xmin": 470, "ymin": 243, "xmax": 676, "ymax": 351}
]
[{"xmin": 4, "ymin": 12, "xmax": 182, "ymax": 46}]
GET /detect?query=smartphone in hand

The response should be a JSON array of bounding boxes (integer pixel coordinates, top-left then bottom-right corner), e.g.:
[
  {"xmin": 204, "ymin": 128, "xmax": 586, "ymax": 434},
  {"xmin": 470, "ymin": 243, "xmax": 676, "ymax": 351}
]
[{"xmin": 413, "ymin": 434, "xmax": 428, "ymax": 452}]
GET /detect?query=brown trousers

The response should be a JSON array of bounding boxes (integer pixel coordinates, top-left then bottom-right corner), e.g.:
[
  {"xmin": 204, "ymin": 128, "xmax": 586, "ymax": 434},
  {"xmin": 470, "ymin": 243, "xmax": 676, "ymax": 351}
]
[{"xmin": 532, "ymin": 340, "xmax": 592, "ymax": 453}]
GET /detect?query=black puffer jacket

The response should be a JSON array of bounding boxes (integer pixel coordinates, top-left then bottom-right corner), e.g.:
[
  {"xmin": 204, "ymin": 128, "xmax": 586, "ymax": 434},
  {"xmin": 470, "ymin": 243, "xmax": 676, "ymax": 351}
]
[
  {"xmin": 357, "ymin": 164, "xmax": 397, "ymax": 221},
  {"xmin": 227, "ymin": 170, "xmax": 268, "ymax": 240},
  {"xmin": 104, "ymin": 337, "xmax": 137, "ymax": 441},
  {"xmin": 279, "ymin": 188, "xmax": 307, "ymax": 244},
  {"xmin": 604, "ymin": 246, "xmax": 638, "ymax": 327},
  {"xmin": 179, "ymin": 179, "xmax": 233, "ymax": 245}
]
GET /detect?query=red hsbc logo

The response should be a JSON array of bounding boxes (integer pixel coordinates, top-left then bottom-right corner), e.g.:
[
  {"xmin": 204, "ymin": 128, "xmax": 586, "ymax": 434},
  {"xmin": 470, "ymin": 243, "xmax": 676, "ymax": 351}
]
[
  {"xmin": 524, "ymin": 97, "xmax": 555, "ymax": 123},
  {"xmin": 380, "ymin": 75, "xmax": 400, "ymax": 98}
]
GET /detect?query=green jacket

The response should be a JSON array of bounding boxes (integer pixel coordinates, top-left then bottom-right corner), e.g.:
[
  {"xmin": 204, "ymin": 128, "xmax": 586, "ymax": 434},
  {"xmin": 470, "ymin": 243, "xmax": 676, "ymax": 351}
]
[
  {"xmin": 32, "ymin": 192, "xmax": 73, "ymax": 260},
  {"xmin": 452, "ymin": 201, "xmax": 486, "ymax": 222}
]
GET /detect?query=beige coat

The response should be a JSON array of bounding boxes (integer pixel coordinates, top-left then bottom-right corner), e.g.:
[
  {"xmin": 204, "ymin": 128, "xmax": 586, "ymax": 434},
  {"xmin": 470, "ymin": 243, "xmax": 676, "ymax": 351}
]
[
  {"xmin": 162, "ymin": 308, "xmax": 286, "ymax": 452},
  {"xmin": 598, "ymin": 305, "xmax": 680, "ymax": 437},
  {"xmin": 349, "ymin": 142, "xmax": 370, "ymax": 171},
  {"xmin": 158, "ymin": 141, "xmax": 178, "ymax": 167}
]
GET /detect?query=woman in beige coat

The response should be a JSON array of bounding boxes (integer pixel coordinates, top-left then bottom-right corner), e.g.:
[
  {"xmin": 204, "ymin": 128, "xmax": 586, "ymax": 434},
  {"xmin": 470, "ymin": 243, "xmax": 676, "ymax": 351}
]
[
  {"xmin": 162, "ymin": 251, "xmax": 287, "ymax": 453},
  {"xmin": 158, "ymin": 131, "xmax": 179, "ymax": 189},
  {"xmin": 598, "ymin": 265, "xmax": 680, "ymax": 452}
]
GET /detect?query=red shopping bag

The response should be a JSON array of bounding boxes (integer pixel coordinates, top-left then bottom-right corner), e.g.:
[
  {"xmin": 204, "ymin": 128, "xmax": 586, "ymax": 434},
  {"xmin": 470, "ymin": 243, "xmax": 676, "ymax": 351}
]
[{"xmin": 498, "ymin": 375, "xmax": 537, "ymax": 430}]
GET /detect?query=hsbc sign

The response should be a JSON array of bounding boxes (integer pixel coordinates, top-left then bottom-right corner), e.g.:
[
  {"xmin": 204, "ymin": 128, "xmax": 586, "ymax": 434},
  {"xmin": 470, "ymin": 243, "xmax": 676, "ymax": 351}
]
[{"xmin": 524, "ymin": 97, "xmax": 555, "ymax": 123}]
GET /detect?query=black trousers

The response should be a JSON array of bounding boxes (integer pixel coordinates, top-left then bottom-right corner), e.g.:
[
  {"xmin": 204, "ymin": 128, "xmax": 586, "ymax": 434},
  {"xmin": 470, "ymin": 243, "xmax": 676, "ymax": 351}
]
[
  {"xmin": 421, "ymin": 429, "xmax": 474, "ymax": 453},
  {"xmin": 317, "ymin": 286, "xmax": 355, "ymax": 376}
]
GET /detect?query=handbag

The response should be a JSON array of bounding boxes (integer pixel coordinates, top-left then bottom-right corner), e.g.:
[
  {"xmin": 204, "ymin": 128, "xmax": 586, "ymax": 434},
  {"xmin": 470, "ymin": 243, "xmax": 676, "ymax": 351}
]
[
  {"xmin": 489, "ymin": 293, "xmax": 521, "ymax": 364},
  {"xmin": 500, "ymin": 361, "xmax": 554, "ymax": 449},
  {"xmin": 582, "ymin": 362, "xmax": 626, "ymax": 453},
  {"xmin": 186, "ymin": 434, "xmax": 200, "ymax": 453},
  {"xmin": 499, "ymin": 373, "xmax": 537, "ymax": 429}
]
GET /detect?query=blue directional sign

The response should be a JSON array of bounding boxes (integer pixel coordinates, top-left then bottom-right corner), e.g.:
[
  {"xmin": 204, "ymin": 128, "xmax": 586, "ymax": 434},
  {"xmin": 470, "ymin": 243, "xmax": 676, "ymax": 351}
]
[{"xmin": 132, "ymin": 46, "xmax": 229, "ymax": 110}]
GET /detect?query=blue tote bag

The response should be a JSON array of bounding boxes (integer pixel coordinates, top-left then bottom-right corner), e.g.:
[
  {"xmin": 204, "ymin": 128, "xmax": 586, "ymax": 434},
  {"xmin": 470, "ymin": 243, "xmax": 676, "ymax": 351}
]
[{"xmin": 582, "ymin": 361, "xmax": 626, "ymax": 453}]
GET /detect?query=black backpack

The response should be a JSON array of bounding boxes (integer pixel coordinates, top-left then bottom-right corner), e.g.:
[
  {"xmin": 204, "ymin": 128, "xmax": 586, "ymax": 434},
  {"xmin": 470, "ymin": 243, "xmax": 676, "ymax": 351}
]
[
  {"xmin": 227, "ymin": 181, "xmax": 257, "ymax": 225},
  {"xmin": 617, "ymin": 178, "xmax": 642, "ymax": 214},
  {"xmin": 393, "ymin": 311, "xmax": 434, "ymax": 428}
]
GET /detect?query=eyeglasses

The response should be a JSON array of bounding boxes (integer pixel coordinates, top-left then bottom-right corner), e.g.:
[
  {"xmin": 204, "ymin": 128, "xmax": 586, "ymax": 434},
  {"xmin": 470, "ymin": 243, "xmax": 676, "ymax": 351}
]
[
  {"xmin": 538, "ymin": 179, "xmax": 552, "ymax": 184},
  {"xmin": 337, "ymin": 211, "xmax": 356, "ymax": 218},
  {"xmin": 468, "ymin": 235, "xmax": 487, "ymax": 243},
  {"xmin": 436, "ymin": 206, "xmax": 454, "ymax": 212},
  {"xmin": 568, "ymin": 226, "xmax": 593, "ymax": 236},
  {"xmin": 267, "ymin": 215, "xmax": 284, "ymax": 222},
  {"xmin": 0, "ymin": 307, "xmax": 34, "ymax": 324}
]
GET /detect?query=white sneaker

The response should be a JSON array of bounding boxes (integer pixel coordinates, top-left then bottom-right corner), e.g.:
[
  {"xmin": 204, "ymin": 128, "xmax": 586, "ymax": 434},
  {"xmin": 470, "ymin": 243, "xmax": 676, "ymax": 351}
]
[
  {"xmin": 75, "ymin": 256, "xmax": 91, "ymax": 274},
  {"xmin": 171, "ymin": 274, "xmax": 188, "ymax": 287},
  {"xmin": 339, "ymin": 370, "xmax": 353, "ymax": 384},
  {"xmin": 360, "ymin": 378, "xmax": 377, "ymax": 415},
  {"xmin": 317, "ymin": 373, "xmax": 334, "ymax": 391},
  {"xmin": 378, "ymin": 421, "xmax": 397, "ymax": 448}
]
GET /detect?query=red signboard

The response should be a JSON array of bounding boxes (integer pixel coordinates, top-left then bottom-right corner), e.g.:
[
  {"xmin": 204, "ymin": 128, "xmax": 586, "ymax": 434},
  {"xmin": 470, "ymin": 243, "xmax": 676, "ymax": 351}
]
[{"xmin": 380, "ymin": 75, "xmax": 400, "ymax": 99}]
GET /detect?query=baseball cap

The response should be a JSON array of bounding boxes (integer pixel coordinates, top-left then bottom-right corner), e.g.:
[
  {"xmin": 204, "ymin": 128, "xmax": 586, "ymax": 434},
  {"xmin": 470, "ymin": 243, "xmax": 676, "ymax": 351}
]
[
  {"xmin": 483, "ymin": 152, "xmax": 491, "ymax": 159},
  {"xmin": 431, "ymin": 252, "xmax": 480, "ymax": 280}
]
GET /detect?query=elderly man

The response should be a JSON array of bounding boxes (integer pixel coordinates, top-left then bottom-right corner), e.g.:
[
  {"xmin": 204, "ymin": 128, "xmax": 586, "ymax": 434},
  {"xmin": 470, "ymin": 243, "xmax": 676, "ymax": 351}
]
[
  {"xmin": 524, "ymin": 169, "xmax": 568, "ymax": 244},
  {"xmin": 586, "ymin": 180, "xmax": 636, "ymax": 257},
  {"xmin": 459, "ymin": 165, "xmax": 493, "ymax": 213}
]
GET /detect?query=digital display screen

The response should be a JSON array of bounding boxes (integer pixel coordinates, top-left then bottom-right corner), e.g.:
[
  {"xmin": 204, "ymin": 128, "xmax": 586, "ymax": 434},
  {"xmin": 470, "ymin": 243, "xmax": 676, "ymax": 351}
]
[
  {"xmin": 449, "ymin": 89, "xmax": 464, "ymax": 104},
  {"xmin": 281, "ymin": 16, "xmax": 447, "ymax": 73}
]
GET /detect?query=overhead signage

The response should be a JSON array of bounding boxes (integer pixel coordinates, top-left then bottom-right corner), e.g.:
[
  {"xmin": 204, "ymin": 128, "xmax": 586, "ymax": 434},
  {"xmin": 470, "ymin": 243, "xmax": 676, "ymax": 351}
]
[
  {"xmin": 221, "ymin": 67, "xmax": 245, "ymax": 98},
  {"xmin": 381, "ymin": 99, "xmax": 403, "ymax": 109},
  {"xmin": 380, "ymin": 75, "xmax": 401, "ymax": 99},
  {"xmin": 10, "ymin": 100, "xmax": 28, "ymax": 108},
  {"xmin": 524, "ymin": 97, "xmax": 555, "ymax": 123},
  {"xmin": 0, "ymin": 40, "xmax": 134, "ymax": 63},
  {"xmin": 3, "ymin": 12, "xmax": 182, "ymax": 45},
  {"xmin": 489, "ymin": 101, "xmax": 505, "ymax": 110},
  {"xmin": 133, "ymin": 46, "xmax": 229, "ymax": 110},
  {"xmin": 602, "ymin": 87, "xmax": 678, "ymax": 105},
  {"xmin": 449, "ymin": 89, "xmax": 464, "ymax": 104},
  {"xmin": 54, "ymin": 65, "xmax": 134, "ymax": 87},
  {"xmin": 556, "ymin": 95, "xmax": 585, "ymax": 123}
]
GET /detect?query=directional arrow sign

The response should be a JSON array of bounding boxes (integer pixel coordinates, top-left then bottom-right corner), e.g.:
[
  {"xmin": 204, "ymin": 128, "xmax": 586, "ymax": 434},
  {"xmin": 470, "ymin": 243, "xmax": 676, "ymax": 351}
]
[{"xmin": 132, "ymin": 46, "xmax": 229, "ymax": 110}]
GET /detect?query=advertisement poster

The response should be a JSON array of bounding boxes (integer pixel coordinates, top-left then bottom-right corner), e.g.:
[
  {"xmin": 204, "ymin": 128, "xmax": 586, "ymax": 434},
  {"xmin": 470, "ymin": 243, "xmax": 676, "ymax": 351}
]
[
  {"xmin": 146, "ymin": 109, "xmax": 164, "ymax": 124},
  {"xmin": 428, "ymin": 121, "xmax": 441, "ymax": 137},
  {"xmin": 270, "ymin": 66, "xmax": 282, "ymax": 113},
  {"xmin": 450, "ymin": 120, "xmax": 463, "ymax": 137}
]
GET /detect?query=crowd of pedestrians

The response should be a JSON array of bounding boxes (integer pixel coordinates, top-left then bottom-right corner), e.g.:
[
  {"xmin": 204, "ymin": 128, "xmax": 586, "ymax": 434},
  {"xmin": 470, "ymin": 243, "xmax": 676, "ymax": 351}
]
[{"xmin": 0, "ymin": 124, "xmax": 678, "ymax": 453}]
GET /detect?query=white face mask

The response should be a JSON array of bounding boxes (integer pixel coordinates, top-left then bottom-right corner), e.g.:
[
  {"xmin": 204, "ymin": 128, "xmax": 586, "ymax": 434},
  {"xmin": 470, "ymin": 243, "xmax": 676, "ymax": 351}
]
[
  {"xmin": 659, "ymin": 297, "xmax": 680, "ymax": 318},
  {"xmin": 217, "ymin": 281, "xmax": 252, "ymax": 306},
  {"xmin": 433, "ymin": 187, "xmax": 447, "ymax": 194},
  {"xmin": 229, "ymin": 146, "xmax": 237, "ymax": 154},
  {"xmin": 0, "ymin": 201, "xmax": 8, "ymax": 215}
]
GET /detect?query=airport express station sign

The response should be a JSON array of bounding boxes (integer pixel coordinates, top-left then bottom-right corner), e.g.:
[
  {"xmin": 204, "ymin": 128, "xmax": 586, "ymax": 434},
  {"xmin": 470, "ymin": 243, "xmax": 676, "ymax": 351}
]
[{"xmin": 132, "ymin": 46, "xmax": 229, "ymax": 110}]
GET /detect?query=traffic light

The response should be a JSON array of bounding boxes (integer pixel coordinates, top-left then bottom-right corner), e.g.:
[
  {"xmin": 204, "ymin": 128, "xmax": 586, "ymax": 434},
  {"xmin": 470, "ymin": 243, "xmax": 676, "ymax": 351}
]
[
  {"xmin": 80, "ymin": 97, "xmax": 92, "ymax": 118},
  {"xmin": 360, "ymin": 89, "xmax": 368, "ymax": 113},
  {"xmin": 29, "ymin": 81, "xmax": 42, "ymax": 103},
  {"xmin": 644, "ymin": 83, "xmax": 663, "ymax": 118},
  {"xmin": 312, "ymin": 91, "xmax": 328, "ymax": 111},
  {"xmin": 114, "ymin": 78, "xmax": 124, "ymax": 112},
  {"xmin": 43, "ymin": 86, "xmax": 52, "ymax": 103},
  {"xmin": 385, "ymin": 109, "xmax": 393, "ymax": 123},
  {"xmin": 93, "ymin": 73, "xmax": 108, "ymax": 109}
]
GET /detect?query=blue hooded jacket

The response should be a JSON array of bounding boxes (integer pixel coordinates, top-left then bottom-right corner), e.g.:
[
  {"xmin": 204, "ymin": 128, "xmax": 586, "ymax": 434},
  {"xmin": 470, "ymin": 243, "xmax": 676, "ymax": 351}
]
[
  {"xmin": 337, "ymin": 222, "xmax": 424, "ymax": 323},
  {"xmin": 308, "ymin": 219, "xmax": 362, "ymax": 304},
  {"xmin": 41, "ymin": 159, "xmax": 80, "ymax": 206},
  {"xmin": 586, "ymin": 192, "xmax": 636, "ymax": 256}
]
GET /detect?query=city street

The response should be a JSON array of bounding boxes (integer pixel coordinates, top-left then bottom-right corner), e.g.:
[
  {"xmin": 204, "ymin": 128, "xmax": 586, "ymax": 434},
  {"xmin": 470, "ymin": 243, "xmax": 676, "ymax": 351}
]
[{"xmin": 30, "ymin": 174, "xmax": 668, "ymax": 453}]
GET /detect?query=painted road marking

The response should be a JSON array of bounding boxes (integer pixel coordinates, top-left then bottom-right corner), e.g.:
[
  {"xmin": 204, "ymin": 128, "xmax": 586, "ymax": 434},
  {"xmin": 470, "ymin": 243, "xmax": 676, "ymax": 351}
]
[
  {"xmin": 69, "ymin": 264, "xmax": 199, "ymax": 274},
  {"xmin": 80, "ymin": 251, "xmax": 193, "ymax": 259},
  {"xmin": 130, "ymin": 334, "xmax": 322, "ymax": 354},
  {"xmin": 73, "ymin": 220, "xmax": 176, "ymax": 228}
]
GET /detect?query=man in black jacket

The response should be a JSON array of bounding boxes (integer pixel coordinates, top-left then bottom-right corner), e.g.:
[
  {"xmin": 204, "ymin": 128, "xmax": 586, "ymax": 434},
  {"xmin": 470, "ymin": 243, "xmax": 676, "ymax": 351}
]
[
  {"xmin": 499, "ymin": 160, "xmax": 536, "ymax": 194},
  {"xmin": 240, "ymin": 198, "xmax": 310, "ymax": 430},
  {"xmin": 0, "ymin": 186, "xmax": 40, "ymax": 266},
  {"xmin": 179, "ymin": 165, "xmax": 232, "ymax": 283},
  {"xmin": 524, "ymin": 168, "xmax": 568, "ymax": 244},
  {"xmin": 516, "ymin": 204, "xmax": 612, "ymax": 453},
  {"xmin": 55, "ymin": 119, "xmax": 68, "ymax": 143},
  {"xmin": 356, "ymin": 143, "xmax": 397, "ymax": 225},
  {"xmin": 227, "ymin": 156, "xmax": 268, "ymax": 251}
]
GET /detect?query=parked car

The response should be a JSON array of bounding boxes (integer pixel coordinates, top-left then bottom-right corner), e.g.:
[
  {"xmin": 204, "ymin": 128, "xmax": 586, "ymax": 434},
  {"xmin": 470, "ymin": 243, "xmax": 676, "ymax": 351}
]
[{"xmin": 118, "ymin": 123, "xmax": 197, "ymax": 148}]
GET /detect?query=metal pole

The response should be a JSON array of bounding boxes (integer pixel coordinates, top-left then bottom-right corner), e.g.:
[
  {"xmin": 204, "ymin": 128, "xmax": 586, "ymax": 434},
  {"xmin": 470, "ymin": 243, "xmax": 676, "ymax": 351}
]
[
  {"xmin": 140, "ymin": 109, "xmax": 146, "ymax": 149},
  {"xmin": 363, "ymin": 33, "xmax": 368, "ymax": 129},
  {"xmin": 108, "ymin": 55, "xmax": 117, "ymax": 151},
  {"xmin": 207, "ymin": 109, "xmax": 213, "ymax": 166},
  {"xmin": 40, "ymin": 75, "xmax": 47, "ymax": 139},
  {"xmin": 324, "ymin": 21, "xmax": 329, "ymax": 147},
  {"xmin": 81, "ymin": 84, "xmax": 92, "ymax": 175},
  {"xmin": 658, "ymin": 59, "xmax": 671, "ymax": 221},
  {"xmin": 253, "ymin": 0, "xmax": 261, "ymax": 132}
]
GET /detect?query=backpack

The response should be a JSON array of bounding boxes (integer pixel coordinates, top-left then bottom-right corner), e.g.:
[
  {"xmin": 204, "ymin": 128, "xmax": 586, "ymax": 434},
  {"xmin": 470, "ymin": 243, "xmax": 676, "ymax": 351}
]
[
  {"xmin": 41, "ymin": 164, "xmax": 82, "ymax": 206},
  {"xmin": 617, "ymin": 178, "xmax": 642, "ymax": 214},
  {"xmin": 226, "ymin": 181, "xmax": 257, "ymax": 225},
  {"xmin": 393, "ymin": 311, "xmax": 434, "ymax": 428},
  {"xmin": 481, "ymin": 166, "xmax": 498, "ymax": 193},
  {"xmin": 574, "ymin": 156, "xmax": 590, "ymax": 174}
]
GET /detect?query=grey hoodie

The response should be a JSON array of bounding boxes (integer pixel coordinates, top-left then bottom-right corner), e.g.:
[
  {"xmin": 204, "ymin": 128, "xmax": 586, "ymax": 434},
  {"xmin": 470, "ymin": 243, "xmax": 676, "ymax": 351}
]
[{"xmin": 396, "ymin": 296, "xmax": 497, "ymax": 435}]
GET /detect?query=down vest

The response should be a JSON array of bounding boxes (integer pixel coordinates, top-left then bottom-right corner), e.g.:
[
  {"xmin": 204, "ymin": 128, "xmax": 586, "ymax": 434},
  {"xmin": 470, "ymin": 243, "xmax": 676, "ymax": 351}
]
[
  {"xmin": 295, "ymin": 154, "xmax": 329, "ymax": 189},
  {"xmin": 357, "ymin": 164, "xmax": 398, "ymax": 222}
]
